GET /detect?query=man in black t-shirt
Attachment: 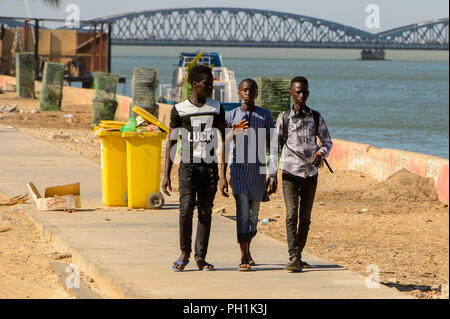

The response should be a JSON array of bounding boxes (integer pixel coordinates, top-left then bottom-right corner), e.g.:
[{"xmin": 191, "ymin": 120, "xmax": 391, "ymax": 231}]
[{"xmin": 162, "ymin": 65, "xmax": 226, "ymax": 272}]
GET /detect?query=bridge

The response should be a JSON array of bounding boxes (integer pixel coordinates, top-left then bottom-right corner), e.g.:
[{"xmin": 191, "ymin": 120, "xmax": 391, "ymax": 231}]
[
  {"xmin": 1, "ymin": 8, "xmax": 448, "ymax": 50},
  {"xmin": 94, "ymin": 7, "xmax": 448, "ymax": 50}
]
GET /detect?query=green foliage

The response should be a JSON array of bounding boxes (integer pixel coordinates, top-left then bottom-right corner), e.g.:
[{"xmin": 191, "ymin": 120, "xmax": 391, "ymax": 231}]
[
  {"xmin": 254, "ymin": 77, "xmax": 291, "ymax": 119},
  {"xmin": 181, "ymin": 81, "xmax": 192, "ymax": 101}
]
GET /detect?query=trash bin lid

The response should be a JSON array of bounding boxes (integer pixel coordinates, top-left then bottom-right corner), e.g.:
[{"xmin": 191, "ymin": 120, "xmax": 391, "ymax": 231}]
[
  {"xmin": 132, "ymin": 105, "xmax": 169, "ymax": 133},
  {"xmin": 95, "ymin": 127, "xmax": 123, "ymax": 137},
  {"xmin": 99, "ymin": 120, "xmax": 127, "ymax": 130}
]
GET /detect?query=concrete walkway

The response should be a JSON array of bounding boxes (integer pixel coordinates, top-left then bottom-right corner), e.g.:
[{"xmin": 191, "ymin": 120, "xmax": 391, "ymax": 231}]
[{"xmin": 0, "ymin": 124, "xmax": 411, "ymax": 299}]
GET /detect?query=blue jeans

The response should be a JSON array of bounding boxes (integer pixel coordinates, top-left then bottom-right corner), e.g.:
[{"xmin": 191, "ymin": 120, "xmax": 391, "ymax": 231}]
[{"xmin": 233, "ymin": 193, "xmax": 261, "ymax": 243}]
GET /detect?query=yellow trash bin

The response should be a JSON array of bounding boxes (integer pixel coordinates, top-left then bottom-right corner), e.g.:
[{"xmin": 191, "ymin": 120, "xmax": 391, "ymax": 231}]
[
  {"xmin": 94, "ymin": 122, "xmax": 128, "ymax": 206},
  {"xmin": 122, "ymin": 106, "xmax": 168, "ymax": 209}
]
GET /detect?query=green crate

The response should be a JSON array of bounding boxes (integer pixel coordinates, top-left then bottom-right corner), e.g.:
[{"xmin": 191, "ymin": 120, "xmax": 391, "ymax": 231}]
[
  {"xmin": 40, "ymin": 62, "xmax": 64, "ymax": 111},
  {"xmin": 131, "ymin": 67, "xmax": 159, "ymax": 117},
  {"xmin": 93, "ymin": 72, "xmax": 119, "ymax": 100},
  {"xmin": 92, "ymin": 97, "xmax": 118, "ymax": 125},
  {"xmin": 15, "ymin": 52, "xmax": 36, "ymax": 99}
]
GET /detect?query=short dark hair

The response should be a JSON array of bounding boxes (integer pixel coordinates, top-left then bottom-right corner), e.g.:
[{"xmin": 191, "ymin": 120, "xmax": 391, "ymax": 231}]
[
  {"xmin": 239, "ymin": 78, "xmax": 258, "ymax": 91},
  {"xmin": 188, "ymin": 65, "xmax": 213, "ymax": 84},
  {"xmin": 290, "ymin": 76, "xmax": 309, "ymax": 89}
]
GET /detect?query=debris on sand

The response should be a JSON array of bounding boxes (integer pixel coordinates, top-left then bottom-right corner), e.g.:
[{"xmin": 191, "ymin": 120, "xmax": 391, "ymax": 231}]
[
  {"xmin": 0, "ymin": 227, "xmax": 13, "ymax": 233},
  {"xmin": 0, "ymin": 194, "xmax": 28, "ymax": 206},
  {"xmin": 0, "ymin": 104, "xmax": 18, "ymax": 112},
  {"xmin": 53, "ymin": 133, "xmax": 70, "ymax": 140},
  {"xmin": 53, "ymin": 253, "xmax": 72, "ymax": 260}
]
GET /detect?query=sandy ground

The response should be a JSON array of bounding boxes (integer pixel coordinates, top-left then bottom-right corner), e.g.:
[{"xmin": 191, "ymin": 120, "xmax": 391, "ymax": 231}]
[
  {"xmin": 0, "ymin": 90, "xmax": 448, "ymax": 299},
  {"xmin": 0, "ymin": 200, "xmax": 70, "ymax": 299}
]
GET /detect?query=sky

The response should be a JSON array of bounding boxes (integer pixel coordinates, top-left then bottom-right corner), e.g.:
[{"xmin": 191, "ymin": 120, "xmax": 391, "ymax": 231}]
[{"xmin": 0, "ymin": 0, "xmax": 448, "ymax": 32}]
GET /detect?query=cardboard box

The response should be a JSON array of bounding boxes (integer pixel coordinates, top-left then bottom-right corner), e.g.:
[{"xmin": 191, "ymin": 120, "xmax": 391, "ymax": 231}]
[{"xmin": 27, "ymin": 182, "xmax": 81, "ymax": 211}]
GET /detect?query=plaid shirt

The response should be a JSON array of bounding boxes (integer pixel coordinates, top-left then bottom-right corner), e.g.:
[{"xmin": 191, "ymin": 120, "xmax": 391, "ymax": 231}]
[{"xmin": 276, "ymin": 106, "xmax": 333, "ymax": 178}]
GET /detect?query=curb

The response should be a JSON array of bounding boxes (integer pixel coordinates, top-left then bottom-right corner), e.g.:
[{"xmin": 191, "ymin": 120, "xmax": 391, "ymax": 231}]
[
  {"xmin": 23, "ymin": 208, "xmax": 149, "ymax": 299},
  {"xmin": 49, "ymin": 261, "xmax": 102, "ymax": 299}
]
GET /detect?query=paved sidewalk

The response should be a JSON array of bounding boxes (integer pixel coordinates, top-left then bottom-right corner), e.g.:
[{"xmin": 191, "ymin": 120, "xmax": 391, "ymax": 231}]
[{"xmin": 0, "ymin": 124, "xmax": 411, "ymax": 298}]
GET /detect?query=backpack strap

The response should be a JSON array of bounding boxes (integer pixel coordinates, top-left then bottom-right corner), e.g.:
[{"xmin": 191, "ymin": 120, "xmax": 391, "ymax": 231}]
[
  {"xmin": 311, "ymin": 109, "xmax": 320, "ymax": 137},
  {"xmin": 281, "ymin": 110, "xmax": 290, "ymax": 149},
  {"xmin": 282, "ymin": 108, "xmax": 320, "ymax": 146}
]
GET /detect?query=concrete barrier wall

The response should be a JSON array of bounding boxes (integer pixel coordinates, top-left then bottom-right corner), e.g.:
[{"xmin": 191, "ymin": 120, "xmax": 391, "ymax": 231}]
[
  {"xmin": 2, "ymin": 75, "xmax": 448, "ymax": 204},
  {"xmin": 327, "ymin": 140, "xmax": 449, "ymax": 205}
]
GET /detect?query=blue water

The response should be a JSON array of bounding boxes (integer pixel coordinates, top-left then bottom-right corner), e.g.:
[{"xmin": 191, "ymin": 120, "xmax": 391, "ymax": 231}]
[{"xmin": 111, "ymin": 51, "xmax": 449, "ymax": 159}]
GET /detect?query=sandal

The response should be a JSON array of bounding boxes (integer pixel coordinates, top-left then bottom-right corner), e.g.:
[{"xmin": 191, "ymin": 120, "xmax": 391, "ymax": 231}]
[
  {"xmin": 301, "ymin": 260, "xmax": 311, "ymax": 268},
  {"xmin": 238, "ymin": 263, "xmax": 251, "ymax": 271},
  {"xmin": 248, "ymin": 258, "xmax": 256, "ymax": 266},
  {"xmin": 171, "ymin": 260, "xmax": 189, "ymax": 272},
  {"xmin": 197, "ymin": 261, "xmax": 215, "ymax": 271}
]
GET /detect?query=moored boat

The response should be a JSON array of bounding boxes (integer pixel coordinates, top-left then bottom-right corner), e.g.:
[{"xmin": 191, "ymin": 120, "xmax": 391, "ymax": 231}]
[{"xmin": 158, "ymin": 52, "xmax": 240, "ymax": 110}]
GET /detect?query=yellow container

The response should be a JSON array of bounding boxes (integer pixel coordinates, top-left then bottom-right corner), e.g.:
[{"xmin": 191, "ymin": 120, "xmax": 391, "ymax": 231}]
[
  {"xmin": 122, "ymin": 131, "xmax": 167, "ymax": 208},
  {"xmin": 99, "ymin": 120, "xmax": 126, "ymax": 130},
  {"xmin": 121, "ymin": 105, "xmax": 169, "ymax": 209},
  {"xmin": 131, "ymin": 105, "xmax": 168, "ymax": 132},
  {"xmin": 95, "ymin": 127, "xmax": 128, "ymax": 206}
]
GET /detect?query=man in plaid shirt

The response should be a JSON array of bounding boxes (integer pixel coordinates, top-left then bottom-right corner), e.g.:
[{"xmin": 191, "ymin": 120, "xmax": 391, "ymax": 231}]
[{"xmin": 276, "ymin": 76, "xmax": 333, "ymax": 272}]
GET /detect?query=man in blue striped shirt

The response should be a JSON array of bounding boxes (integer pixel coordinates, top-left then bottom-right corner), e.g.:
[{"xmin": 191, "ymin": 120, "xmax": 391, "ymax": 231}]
[{"xmin": 221, "ymin": 79, "xmax": 278, "ymax": 271}]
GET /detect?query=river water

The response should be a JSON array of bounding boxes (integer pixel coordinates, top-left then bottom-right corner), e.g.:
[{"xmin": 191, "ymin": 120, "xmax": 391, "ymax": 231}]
[{"xmin": 110, "ymin": 46, "xmax": 449, "ymax": 159}]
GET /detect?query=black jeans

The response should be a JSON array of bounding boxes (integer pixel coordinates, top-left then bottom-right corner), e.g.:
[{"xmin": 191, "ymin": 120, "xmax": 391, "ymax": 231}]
[
  {"xmin": 178, "ymin": 163, "xmax": 218, "ymax": 262},
  {"xmin": 282, "ymin": 171, "xmax": 318, "ymax": 260}
]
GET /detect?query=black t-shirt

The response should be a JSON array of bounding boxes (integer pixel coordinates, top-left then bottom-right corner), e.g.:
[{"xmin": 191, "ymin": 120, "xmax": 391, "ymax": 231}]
[{"xmin": 170, "ymin": 98, "xmax": 225, "ymax": 165}]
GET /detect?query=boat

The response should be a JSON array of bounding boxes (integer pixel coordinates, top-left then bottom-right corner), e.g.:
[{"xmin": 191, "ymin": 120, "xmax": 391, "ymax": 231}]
[{"xmin": 158, "ymin": 52, "xmax": 240, "ymax": 110}]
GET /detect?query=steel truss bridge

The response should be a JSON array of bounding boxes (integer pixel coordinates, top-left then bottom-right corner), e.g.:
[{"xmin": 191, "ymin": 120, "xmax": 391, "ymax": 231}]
[
  {"xmin": 96, "ymin": 8, "xmax": 448, "ymax": 50},
  {"xmin": 2, "ymin": 8, "xmax": 448, "ymax": 49}
]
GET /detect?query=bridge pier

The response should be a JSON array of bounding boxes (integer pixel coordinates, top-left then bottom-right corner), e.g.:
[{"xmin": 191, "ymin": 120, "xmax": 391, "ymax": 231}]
[{"xmin": 360, "ymin": 49, "xmax": 386, "ymax": 60}]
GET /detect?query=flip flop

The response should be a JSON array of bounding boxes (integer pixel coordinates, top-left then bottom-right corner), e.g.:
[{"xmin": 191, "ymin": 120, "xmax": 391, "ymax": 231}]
[
  {"xmin": 301, "ymin": 261, "xmax": 311, "ymax": 268},
  {"xmin": 172, "ymin": 260, "xmax": 189, "ymax": 272},
  {"xmin": 197, "ymin": 261, "xmax": 215, "ymax": 271},
  {"xmin": 248, "ymin": 259, "xmax": 256, "ymax": 266},
  {"xmin": 238, "ymin": 263, "xmax": 251, "ymax": 271}
]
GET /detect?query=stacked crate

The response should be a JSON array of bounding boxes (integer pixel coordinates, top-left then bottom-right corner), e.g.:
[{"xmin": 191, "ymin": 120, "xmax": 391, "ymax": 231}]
[
  {"xmin": 130, "ymin": 67, "xmax": 159, "ymax": 118},
  {"xmin": 15, "ymin": 52, "xmax": 36, "ymax": 99},
  {"xmin": 92, "ymin": 72, "xmax": 119, "ymax": 124},
  {"xmin": 40, "ymin": 61, "xmax": 65, "ymax": 111}
]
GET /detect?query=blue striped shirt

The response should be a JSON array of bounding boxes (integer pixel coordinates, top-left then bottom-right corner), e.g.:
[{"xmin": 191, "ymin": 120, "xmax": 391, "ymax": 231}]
[{"xmin": 225, "ymin": 106, "xmax": 275, "ymax": 202}]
